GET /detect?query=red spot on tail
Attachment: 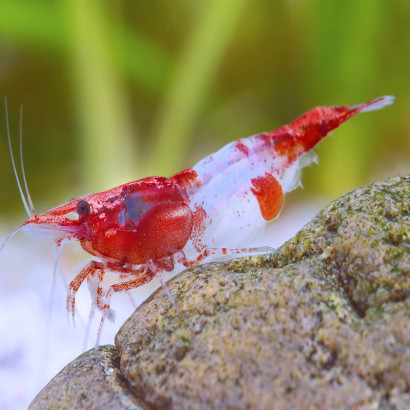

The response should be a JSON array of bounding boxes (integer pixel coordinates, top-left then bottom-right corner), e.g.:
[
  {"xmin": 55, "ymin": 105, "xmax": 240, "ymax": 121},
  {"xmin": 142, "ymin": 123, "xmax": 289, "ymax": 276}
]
[
  {"xmin": 251, "ymin": 173, "xmax": 284, "ymax": 221},
  {"xmin": 172, "ymin": 168, "xmax": 202, "ymax": 189},
  {"xmin": 235, "ymin": 140, "xmax": 249, "ymax": 156}
]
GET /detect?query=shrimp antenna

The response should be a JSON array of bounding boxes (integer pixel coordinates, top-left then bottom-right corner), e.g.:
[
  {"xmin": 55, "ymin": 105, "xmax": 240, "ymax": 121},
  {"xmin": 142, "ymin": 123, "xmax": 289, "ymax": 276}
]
[
  {"xmin": 4, "ymin": 97, "xmax": 32, "ymax": 218},
  {"xmin": 19, "ymin": 105, "xmax": 36, "ymax": 215},
  {"xmin": 0, "ymin": 224, "xmax": 23, "ymax": 254}
]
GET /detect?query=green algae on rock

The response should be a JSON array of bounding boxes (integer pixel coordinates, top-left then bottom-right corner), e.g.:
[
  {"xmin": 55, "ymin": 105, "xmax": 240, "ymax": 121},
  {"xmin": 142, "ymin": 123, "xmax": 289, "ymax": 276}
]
[{"xmin": 273, "ymin": 174, "xmax": 409, "ymax": 315}]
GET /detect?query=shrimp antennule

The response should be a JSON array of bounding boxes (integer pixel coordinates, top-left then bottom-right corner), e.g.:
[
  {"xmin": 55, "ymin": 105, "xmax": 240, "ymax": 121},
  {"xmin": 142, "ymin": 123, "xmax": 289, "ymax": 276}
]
[
  {"xmin": 19, "ymin": 105, "xmax": 36, "ymax": 215},
  {"xmin": 4, "ymin": 97, "xmax": 35, "ymax": 218}
]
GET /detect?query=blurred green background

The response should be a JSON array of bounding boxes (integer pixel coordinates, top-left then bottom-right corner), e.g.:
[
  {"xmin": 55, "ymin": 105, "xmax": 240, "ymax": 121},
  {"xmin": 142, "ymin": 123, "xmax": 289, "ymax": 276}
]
[{"xmin": 0, "ymin": 0, "xmax": 409, "ymax": 217}]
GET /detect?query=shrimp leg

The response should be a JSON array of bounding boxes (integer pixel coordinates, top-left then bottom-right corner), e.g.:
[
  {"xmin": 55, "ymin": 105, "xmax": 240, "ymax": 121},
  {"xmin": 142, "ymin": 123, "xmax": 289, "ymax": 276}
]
[
  {"xmin": 67, "ymin": 261, "xmax": 105, "ymax": 322},
  {"xmin": 186, "ymin": 246, "xmax": 278, "ymax": 266},
  {"xmin": 95, "ymin": 268, "xmax": 157, "ymax": 346},
  {"xmin": 67, "ymin": 260, "xmax": 150, "ymax": 321}
]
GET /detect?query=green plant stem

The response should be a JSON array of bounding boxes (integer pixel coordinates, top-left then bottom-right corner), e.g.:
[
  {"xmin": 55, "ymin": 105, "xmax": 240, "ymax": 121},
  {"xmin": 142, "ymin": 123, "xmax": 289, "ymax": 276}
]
[
  {"xmin": 146, "ymin": 0, "xmax": 247, "ymax": 176},
  {"xmin": 64, "ymin": 0, "xmax": 136, "ymax": 191}
]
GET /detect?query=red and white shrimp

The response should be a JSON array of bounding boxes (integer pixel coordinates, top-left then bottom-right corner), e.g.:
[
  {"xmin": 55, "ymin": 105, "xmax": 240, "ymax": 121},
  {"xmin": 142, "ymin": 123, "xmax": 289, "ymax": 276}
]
[{"xmin": 1, "ymin": 96, "xmax": 394, "ymax": 344}]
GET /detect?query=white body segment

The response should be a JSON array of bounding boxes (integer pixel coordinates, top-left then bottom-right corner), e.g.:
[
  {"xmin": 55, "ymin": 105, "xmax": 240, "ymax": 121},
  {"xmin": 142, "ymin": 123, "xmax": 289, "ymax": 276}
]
[
  {"xmin": 181, "ymin": 95, "xmax": 395, "ymax": 257},
  {"xmin": 183, "ymin": 136, "xmax": 312, "ymax": 252}
]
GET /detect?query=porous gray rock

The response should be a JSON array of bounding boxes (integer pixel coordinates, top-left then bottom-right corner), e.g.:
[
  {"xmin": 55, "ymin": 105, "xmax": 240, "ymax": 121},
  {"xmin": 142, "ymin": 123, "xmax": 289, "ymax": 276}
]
[
  {"xmin": 30, "ymin": 175, "xmax": 410, "ymax": 409},
  {"xmin": 29, "ymin": 346, "xmax": 144, "ymax": 409}
]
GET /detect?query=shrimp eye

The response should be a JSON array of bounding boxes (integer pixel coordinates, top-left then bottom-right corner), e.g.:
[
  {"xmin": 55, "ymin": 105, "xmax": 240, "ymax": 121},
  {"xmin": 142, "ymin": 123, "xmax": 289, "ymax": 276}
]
[{"xmin": 76, "ymin": 200, "xmax": 90, "ymax": 216}]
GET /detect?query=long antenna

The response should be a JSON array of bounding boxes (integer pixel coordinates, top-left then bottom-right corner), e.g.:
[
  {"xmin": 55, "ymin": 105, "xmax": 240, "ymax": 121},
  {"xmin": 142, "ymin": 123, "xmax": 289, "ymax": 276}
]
[
  {"xmin": 4, "ymin": 97, "xmax": 32, "ymax": 217},
  {"xmin": 19, "ymin": 105, "xmax": 36, "ymax": 215},
  {"xmin": 0, "ymin": 224, "xmax": 23, "ymax": 254}
]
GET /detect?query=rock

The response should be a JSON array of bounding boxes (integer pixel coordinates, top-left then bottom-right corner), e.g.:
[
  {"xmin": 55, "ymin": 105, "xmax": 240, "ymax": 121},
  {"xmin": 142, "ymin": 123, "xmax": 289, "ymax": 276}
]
[
  {"xmin": 30, "ymin": 175, "xmax": 410, "ymax": 409},
  {"xmin": 29, "ymin": 346, "xmax": 144, "ymax": 409}
]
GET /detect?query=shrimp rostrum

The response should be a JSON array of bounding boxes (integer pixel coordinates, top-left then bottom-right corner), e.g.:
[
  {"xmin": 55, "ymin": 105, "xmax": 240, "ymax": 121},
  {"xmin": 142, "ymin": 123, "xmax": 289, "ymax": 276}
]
[{"xmin": 2, "ymin": 96, "xmax": 394, "ymax": 341}]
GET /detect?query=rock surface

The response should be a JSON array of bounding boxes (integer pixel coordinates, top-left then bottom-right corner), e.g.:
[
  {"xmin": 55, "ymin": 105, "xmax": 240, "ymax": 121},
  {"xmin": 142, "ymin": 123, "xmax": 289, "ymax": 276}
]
[
  {"xmin": 28, "ymin": 346, "xmax": 144, "ymax": 410},
  {"xmin": 30, "ymin": 175, "xmax": 410, "ymax": 409}
]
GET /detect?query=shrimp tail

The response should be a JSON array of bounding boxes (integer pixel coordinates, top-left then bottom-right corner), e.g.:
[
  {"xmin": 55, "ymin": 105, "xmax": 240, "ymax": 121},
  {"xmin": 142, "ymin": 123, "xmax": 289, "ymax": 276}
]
[
  {"xmin": 265, "ymin": 95, "xmax": 395, "ymax": 157},
  {"xmin": 190, "ymin": 95, "xmax": 394, "ymax": 240},
  {"xmin": 353, "ymin": 95, "xmax": 395, "ymax": 112}
]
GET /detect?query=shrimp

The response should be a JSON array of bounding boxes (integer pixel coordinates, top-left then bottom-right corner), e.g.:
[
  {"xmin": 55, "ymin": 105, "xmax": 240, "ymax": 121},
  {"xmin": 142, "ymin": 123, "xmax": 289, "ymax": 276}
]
[{"xmin": 2, "ymin": 96, "xmax": 394, "ymax": 344}]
